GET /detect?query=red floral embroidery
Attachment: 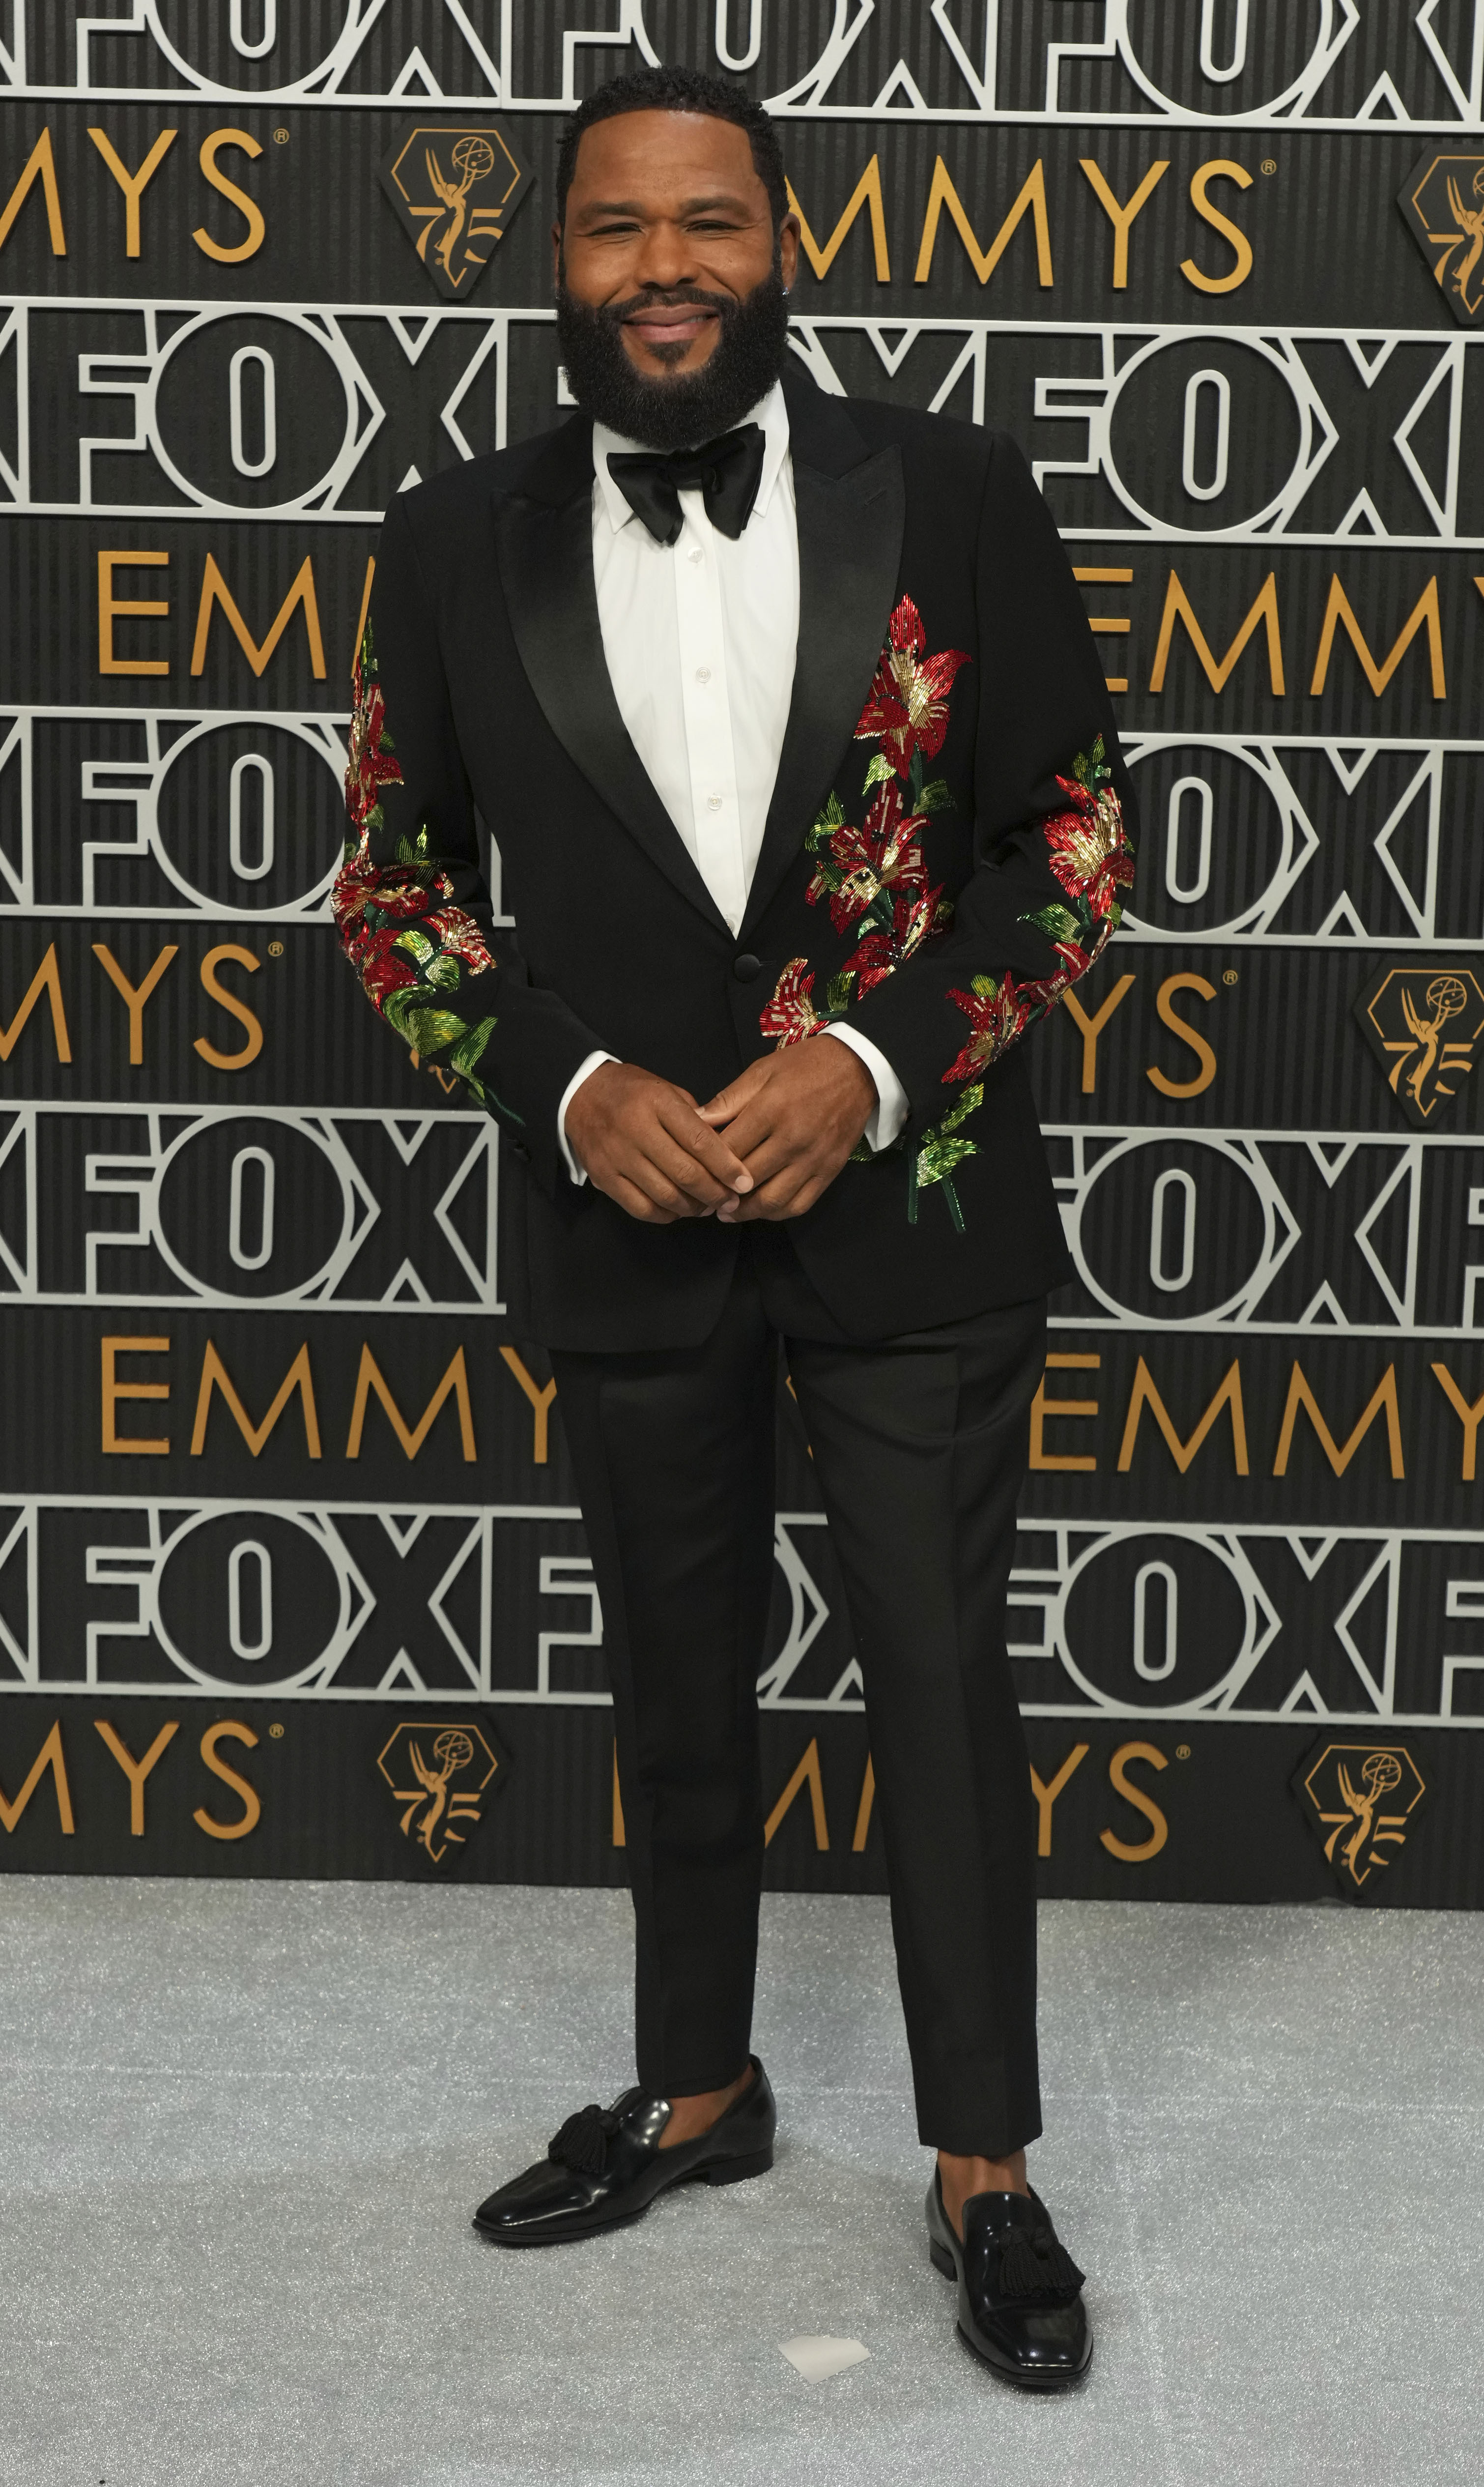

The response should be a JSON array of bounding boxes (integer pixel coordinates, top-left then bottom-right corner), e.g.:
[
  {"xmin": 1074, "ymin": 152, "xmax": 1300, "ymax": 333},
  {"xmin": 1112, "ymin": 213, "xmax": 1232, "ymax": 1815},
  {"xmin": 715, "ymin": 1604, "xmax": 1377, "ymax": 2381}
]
[
  {"xmin": 426, "ymin": 904, "xmax": 497, "ymax": 975},
  {"xmin": 854, "ymin": 595, "xmax": 970, "ymax": 780},
  {"xmin": 344, "ymin": 620, "xmax": 403, "ymax": 837},
  {"xmin": 850, "ymin": 885, "xmax": 944, "ymax": 996},
  {"xmin": 1044, "ymin": 770, "xmax": 1134, "ymax": 921},
  {"xmin": 760, "ymin": 957, "xmax": 825, "ymax": 1048},
  {"xmin": 807, "ymin": 780, "xmax": 929, "ymax": 936},
  {"xmin": 943, "ymin": 975, "xmax": 1033, "ymax": 1085}
]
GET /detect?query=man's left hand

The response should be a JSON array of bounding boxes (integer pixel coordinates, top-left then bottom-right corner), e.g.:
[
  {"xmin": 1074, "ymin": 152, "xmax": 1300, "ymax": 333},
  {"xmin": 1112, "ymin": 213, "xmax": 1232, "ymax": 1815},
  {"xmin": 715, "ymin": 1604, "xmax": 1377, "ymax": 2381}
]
[{"xmin": 697, "ymin": 1040, "xmax": 876, "ymax": 1221}]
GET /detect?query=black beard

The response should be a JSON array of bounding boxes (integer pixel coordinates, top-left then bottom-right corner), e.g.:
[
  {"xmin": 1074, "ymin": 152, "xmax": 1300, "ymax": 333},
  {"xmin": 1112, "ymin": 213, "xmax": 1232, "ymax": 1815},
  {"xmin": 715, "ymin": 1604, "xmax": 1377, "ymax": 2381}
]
[{"xmin": 555, "ymin": 271, "xmax": 791, "ymax": 451}]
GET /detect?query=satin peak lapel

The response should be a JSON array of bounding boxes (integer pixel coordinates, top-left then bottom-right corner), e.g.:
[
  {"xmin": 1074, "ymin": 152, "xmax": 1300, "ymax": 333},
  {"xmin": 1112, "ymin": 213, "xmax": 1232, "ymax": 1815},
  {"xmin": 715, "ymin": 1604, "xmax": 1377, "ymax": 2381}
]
[
  {"xmin": 494, "ymin": 487, "xmax": 732, "ymax": 936},
  {"xmin": 739, "ymin": 441, "xmax": 906, "ymax": 941}
]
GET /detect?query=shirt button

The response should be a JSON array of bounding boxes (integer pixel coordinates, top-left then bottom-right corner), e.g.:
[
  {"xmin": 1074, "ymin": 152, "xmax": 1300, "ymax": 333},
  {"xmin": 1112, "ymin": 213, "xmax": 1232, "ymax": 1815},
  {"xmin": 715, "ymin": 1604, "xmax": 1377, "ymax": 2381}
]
[
  {"xmin": 687, "ymin": 547, "xmax": 704, "ymax": 565},
  {"xmin": 706, "ymin": 794, "xmax": 723, "ymax": 812},
  {"xmin": 695, "ymin": 666, "xmax": 711, "ymax": 684}
]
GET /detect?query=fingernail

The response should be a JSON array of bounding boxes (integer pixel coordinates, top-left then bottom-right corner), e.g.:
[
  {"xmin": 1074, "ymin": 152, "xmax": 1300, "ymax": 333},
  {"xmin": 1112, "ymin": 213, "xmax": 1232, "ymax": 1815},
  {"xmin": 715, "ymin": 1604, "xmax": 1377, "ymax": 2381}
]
[{"xmin": 733, "ymin": 1174, "xmax": 752, "ymax": 1192}]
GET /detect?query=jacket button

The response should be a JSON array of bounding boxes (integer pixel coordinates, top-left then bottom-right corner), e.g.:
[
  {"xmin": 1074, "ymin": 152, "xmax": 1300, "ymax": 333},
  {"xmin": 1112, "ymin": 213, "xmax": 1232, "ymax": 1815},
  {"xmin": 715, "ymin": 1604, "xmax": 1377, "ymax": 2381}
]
[
  {"xmin": 733, "ymin": 952, "xmax": 761, "ymax": 983},
  {"xmin": 510, "ymin": 1141, "xmax": 531, "ymax": 1164}
]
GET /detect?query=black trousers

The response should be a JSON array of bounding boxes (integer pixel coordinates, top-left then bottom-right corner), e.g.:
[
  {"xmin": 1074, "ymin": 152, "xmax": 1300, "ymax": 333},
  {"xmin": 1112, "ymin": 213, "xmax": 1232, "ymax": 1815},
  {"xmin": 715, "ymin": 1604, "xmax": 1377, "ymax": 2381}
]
[{"xmin": 549, "ymin": 1243, "xmax": 1046, "ymax": 2158}]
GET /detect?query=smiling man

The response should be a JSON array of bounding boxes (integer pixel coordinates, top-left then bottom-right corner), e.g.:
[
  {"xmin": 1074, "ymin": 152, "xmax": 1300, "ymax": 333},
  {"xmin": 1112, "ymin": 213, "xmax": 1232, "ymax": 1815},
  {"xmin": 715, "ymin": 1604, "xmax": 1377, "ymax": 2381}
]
[{"xmin": 336, "ymin": 65, "xmax": 1134, "ymax": 2390}]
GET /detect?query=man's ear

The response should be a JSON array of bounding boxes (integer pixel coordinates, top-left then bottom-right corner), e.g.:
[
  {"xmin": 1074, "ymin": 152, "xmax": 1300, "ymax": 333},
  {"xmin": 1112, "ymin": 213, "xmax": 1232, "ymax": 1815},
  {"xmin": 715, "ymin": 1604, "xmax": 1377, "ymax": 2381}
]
[{"xmin": 778, "ymin": 213, "xmax": 800, "ymax": 295}]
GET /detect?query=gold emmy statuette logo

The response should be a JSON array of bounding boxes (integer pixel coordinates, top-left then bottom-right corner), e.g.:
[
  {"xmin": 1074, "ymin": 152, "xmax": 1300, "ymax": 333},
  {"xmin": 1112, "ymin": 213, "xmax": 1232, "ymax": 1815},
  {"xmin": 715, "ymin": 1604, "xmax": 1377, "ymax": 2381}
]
[
  {"xmin": 376, "ymin": 1721, "xmax": 500, "ymax": 1863},
  {"xmin": 1294, "ymin": 1741, "xmax": 1427, "ymax": 1897},
  {"xmin": 1399, "ymin": 151, "xmax": 1484, "ymax": 325},
  {"xmin": 1354, "ymin": 963, "xmax": 1484, "ymax": 1128},
  {"xmin": 379, "ymin": 123, "xmax": 532, "ymax": 300}
]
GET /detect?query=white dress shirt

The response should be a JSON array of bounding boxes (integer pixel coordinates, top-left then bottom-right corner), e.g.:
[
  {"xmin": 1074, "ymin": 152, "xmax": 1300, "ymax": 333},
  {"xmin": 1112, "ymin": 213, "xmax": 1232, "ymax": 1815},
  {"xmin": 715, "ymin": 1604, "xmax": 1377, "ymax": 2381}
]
[{"xmin": 557, "ymin": 379, "xmax": 909, "ymax": 1182}]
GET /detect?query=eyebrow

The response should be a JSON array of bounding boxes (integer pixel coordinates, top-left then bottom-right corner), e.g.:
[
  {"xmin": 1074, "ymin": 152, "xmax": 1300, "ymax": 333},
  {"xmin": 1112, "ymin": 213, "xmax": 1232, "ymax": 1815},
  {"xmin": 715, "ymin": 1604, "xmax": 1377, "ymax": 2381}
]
[{"xmin": 573, "ymin": 191, "xmax": 753, "ymax": 219}]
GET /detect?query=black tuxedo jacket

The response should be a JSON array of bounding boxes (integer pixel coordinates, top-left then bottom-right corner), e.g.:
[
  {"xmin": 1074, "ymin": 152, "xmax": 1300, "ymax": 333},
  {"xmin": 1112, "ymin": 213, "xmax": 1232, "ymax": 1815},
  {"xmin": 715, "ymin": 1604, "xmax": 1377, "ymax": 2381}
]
[{"xmin": 334, "ymin": 365, "xmax": 1136, "ymax": 1350}]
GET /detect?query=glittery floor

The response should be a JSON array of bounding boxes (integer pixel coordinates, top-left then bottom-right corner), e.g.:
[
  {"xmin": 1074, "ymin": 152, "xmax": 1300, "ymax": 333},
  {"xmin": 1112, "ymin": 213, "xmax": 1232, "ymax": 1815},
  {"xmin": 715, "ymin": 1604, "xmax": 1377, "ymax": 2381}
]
[{"xmin": 2, "ymin": 1879, "xmax": 1480, "ymax": 2487}]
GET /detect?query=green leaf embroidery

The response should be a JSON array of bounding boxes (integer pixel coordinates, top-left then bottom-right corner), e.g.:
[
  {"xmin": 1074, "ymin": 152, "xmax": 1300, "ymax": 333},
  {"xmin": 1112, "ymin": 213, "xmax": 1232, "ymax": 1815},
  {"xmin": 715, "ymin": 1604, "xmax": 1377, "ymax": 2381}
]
[
  {"xmin": 914, "ymin": 776, "xmax": 953, "ymax": 813},
  {"xmin": 394, "ymin": 927, "xmax": 435, "ymax": 964},
  {"xmin": 861, "ymin": 750, "xmax": 895, "ymax": 795},
  {"xmin": 938, "ymin": 1081, "xmax": 984, "ymax": 1137},
  {"xmin": 449, "ymin": 1015, "xmax": 497, "ymax": 1079},
  {"xmin": 826, "ymin": 969, "xmax": 857, "ymax": 1014},
  {"xmin": 425, "ymin": 954, "xmax": 461, "ymax": 990},
  {"xmin": 400, "ymin": 1006, "xmax": 468, "ymax": 1056},
  {"xmin": 907, "ymin": 1084, "xmax": 984, "ymax": 1233},
  {"xmin": 1023, "ymin": 901, "xmax": 1082, "ymax": 946},
  {"xmin": 970, "ymin": 973, "xmax": 997, "ymax": 999}
]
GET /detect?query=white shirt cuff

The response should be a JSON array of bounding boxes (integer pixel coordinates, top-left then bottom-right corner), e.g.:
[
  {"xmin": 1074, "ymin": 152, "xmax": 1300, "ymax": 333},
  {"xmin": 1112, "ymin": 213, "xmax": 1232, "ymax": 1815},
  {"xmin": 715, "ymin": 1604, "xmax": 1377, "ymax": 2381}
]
[
  {"xmin": 557, "ymin": 1050, "xmax": 618, "ymax": 1185},
  {"xmin": 823, "ymin": 1024, "xmax": 909, "ymax": 1152}
]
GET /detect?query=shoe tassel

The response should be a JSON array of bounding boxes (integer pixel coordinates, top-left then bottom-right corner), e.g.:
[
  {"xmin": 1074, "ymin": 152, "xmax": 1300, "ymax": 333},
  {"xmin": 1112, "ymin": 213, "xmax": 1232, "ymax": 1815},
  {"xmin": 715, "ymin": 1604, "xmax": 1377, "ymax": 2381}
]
[
  {"xmin": 547, "ymin": 2102, "xmax": 622, "ymax": 2175},
  {"xmin": 997, "ymin": 2229, "xmax": 1085, "ymax": 2304}
]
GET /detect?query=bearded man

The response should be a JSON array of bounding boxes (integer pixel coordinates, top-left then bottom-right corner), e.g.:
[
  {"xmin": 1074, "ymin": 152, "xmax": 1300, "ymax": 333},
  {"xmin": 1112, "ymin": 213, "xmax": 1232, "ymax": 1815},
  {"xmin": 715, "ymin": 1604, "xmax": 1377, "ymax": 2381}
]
[{"xmin": 336, "ymin": 63, "xmax": 1134, "ymax": 2390}]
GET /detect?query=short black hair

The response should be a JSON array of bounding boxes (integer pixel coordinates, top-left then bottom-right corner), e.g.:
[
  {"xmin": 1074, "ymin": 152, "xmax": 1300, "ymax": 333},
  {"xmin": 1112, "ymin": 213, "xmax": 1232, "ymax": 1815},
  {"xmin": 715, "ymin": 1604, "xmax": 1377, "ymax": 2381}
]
[{"xmin": 554, "ymin": 64, "xmax": 789, "ymax": 231}]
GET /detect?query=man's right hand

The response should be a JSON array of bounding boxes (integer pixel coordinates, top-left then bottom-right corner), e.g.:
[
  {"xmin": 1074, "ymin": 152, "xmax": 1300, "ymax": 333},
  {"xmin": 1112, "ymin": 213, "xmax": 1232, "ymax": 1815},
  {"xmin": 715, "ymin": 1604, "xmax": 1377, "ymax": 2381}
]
[{"xmin": 564, "ymin": 1061, "xmax": 754, "ymax": 1224}]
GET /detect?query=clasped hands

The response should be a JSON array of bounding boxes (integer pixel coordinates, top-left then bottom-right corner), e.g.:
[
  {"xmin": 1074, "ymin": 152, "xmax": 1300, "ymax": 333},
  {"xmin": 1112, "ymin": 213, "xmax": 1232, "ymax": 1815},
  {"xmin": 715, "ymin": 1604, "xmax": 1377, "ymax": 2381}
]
[{"xmin": 564, "ymin": 1043, "xmax": 877, "ymax": 1225}]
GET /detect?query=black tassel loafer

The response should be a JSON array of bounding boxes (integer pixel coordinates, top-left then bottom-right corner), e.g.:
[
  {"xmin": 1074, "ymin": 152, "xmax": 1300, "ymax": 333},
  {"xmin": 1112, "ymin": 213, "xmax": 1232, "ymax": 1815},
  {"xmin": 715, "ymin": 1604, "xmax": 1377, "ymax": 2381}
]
[
  {"xmin": 472, "ymin": 2058, "xmax": 776, "ymax": 2246},
  {"xmin": 925, "ymin": 2171, "xmax": 1092, "ymax": 2390}
]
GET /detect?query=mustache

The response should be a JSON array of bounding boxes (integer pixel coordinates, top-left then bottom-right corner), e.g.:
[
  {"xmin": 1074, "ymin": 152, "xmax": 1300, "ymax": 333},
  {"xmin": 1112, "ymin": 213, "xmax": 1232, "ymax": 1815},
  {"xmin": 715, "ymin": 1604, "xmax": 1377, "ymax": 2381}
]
[{"xmin": 570, "ymin": 282, "xmax": 738, "ymax": 327}]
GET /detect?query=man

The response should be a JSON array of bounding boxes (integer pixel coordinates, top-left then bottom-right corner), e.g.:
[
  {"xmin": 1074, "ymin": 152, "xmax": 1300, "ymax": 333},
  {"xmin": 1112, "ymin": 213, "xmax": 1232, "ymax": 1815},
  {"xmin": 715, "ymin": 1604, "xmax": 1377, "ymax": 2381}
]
[{"xmin": 336, "ymin": 65, "xmax": 1133, "ymax": 2390}]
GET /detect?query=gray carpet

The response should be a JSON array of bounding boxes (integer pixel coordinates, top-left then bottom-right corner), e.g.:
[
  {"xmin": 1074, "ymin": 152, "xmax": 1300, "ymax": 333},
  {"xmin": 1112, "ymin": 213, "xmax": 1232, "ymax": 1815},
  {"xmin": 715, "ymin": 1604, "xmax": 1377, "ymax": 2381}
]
[{"xmin": 1, "ymin": 1878, "xmax": 1479, "ymax": 2487}]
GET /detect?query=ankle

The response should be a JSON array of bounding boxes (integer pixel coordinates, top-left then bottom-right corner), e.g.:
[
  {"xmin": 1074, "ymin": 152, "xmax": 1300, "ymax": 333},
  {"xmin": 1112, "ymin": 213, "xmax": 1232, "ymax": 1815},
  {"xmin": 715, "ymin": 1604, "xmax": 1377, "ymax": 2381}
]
[
  {"xmin": 937, "ymin": 2147, "xmax": 1029, "ymax": 2238},
  {"xmin": 658, "ymin": 2060, "xmax": 754, "ymax": 2147}
]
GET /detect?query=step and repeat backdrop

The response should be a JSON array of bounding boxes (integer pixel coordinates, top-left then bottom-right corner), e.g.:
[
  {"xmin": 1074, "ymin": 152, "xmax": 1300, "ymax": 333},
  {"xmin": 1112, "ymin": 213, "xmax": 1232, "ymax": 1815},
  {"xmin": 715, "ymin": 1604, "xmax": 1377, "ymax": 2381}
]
[{"xmin": 1, "ymin": 2, "xmax": 1483, "ymax": 1908}]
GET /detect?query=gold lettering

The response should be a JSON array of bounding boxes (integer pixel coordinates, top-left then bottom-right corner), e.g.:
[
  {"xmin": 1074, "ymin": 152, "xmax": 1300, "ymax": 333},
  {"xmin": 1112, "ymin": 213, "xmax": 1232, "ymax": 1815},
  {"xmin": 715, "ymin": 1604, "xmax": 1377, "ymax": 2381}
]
[
  {"xmin": 0, "ymin": 943, "xmax": 71, "ymax": 1064},
  {"xmin": 97, "ymin": 549, "xmax": 169, "ymax": 678},
  {"xmin": 1180, "ymin": 159, "xmax": 1253, "ymax": 294},
  {"xmin": 764, "ymin": 1737, "xmax": 829, "ymax": 1850},
  {"xmin": 1100, "ymin": 1742, "xmax": 1169, "ymax": 1861},
  {"xmin": 1078, "ymin": 158, "xmax": 1168, "ymax": 288},
  {"xmin": 914, "ymin": 156, "xmax": 1052, "ymax": 288},
  {"xmin": 190, "ymin": 1341, "xmax": 320, "ymax": 1459},
  {"xmin": 0, "ymin": 1721, "xmax": 74, "ymax": 1835},
  {"xmin": 192, "ymin": 127, "xmax": 265, "ymax": 263},
  {"xmin": 86, "ymin": 126, "xmax": 176, "ymax": 257},
  {"xmin": 1030, "ymin": 1743, "xmax": 1089, "ymax": 1857},
  {"xmin": 101, "ymin": 1335, "xmax": 170, "ymax": 1456},
  {"xmin": 1273, "ymin": 1363, "xmax": 1405, "ymax": 1480},
  {"xmin": 190, "ymin": 551, "xmax": 326, "ymax": 681},
  {"xmin": 1309, "ymin": 574, "xmax": 1445, "ymax": 700},
  {"xmin": 1146, "ymin": 972, "xmax": 1217, "ymax": 1099},
  {"xmin": 0, "ymin": 128, "xmax": 66, "ymax": 257},
  {"xmin": 93, "ymin": 1719, "xmax": 179, "ymax": 1836},
  {"xmin": 788, "ymin": 154, "xmax": 890, "ymax": 282},
  {"xmin": 1061, "ymin": 971, "xmax": 1135, "ymax": 1094},
  {"xmin": 345, "ymin": 1343, "xmax": 478, "ymax": 1462},
  {"xmin": 1149, "ymin": 569, "xmax": 1284, "ymax": 696},
  {"xmin": 92, "ymin": 943, "xmax": 176, "ymax": 1066},
  {"xmin": 194, "ymin": 1720, "xmax": 261, "ymax": 1840},
  {"xmin": 193, "ymin": 943, "xmax": 263, "ymax": 1070},
  {"xmin": 1117, "ymin": 1356, "xmax": 1249, "ymax": 1475}
]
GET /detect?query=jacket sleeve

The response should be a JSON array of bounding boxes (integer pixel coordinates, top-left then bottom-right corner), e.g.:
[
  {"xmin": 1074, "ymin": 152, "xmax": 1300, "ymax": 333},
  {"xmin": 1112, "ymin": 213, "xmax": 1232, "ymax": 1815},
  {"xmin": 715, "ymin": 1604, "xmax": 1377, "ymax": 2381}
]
[
  {"xmin": 332, "ymin": 490, "xmax": 603, "ymax": 1197},
  {"xmin": 839, "ymin": 429, "xmax": 1137, "ymax": 1137}
]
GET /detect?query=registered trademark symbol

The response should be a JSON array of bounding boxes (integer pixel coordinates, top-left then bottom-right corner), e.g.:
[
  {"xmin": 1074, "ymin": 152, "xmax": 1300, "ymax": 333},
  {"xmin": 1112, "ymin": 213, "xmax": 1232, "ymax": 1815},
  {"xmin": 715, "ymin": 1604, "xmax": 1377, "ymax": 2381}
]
[
  {"xmin": 1175, "ymin": 1744, "xmax": 1191, "ymax": 1760},
  {"xmin": 269, "ymin": 1722, "xmax": 285, "ymax": 1738},
  {"xmin": 268, "ymin": 940, "xmax": 285, "ymax": 957},
  {"xmin": 1223, "ymin": 969, "xmax": 1239, "ymax": 984},
  {"xmin": 1260, "ymin": 158, "xmax": 1277, "ymax": 174},
  {"xmin": 273, "ymin": 127, "xmax": 290, "ymax": 145}
]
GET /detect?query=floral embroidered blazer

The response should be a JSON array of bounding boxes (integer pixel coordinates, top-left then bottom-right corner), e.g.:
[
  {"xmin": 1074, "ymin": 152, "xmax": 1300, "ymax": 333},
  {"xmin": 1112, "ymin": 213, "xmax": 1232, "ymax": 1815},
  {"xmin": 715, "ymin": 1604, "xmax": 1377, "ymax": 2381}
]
[{"xmin": 334, "ymin": 366, "xmax": 1135, "ymax": 1351}]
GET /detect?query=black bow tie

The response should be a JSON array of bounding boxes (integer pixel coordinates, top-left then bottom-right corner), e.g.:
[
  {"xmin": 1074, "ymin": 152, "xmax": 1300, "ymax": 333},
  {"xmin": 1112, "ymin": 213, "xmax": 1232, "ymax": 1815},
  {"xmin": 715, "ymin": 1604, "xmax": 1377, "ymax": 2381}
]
[{"xmin": 606, "ymin": 423, "xmax": 767, "ymax": 547}]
